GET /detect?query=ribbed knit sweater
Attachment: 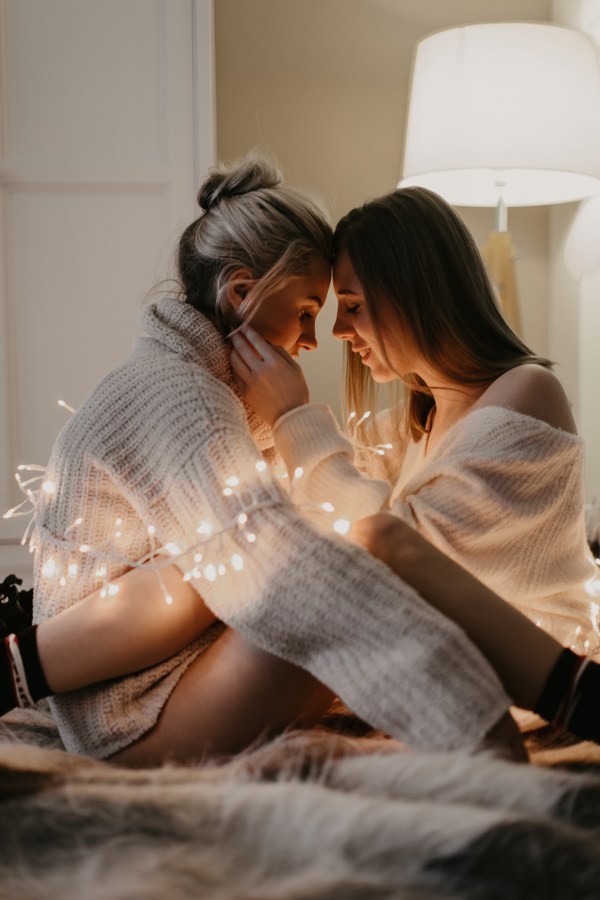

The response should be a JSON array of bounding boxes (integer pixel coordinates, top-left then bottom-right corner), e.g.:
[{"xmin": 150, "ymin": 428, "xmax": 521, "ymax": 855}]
[
  {"xmin": 32, "ymin": 299, "xmax": 509, "ymax": 758},
  {"xmin": 273, "ymin": 402, "xmax": 599, "ymax": 652}
]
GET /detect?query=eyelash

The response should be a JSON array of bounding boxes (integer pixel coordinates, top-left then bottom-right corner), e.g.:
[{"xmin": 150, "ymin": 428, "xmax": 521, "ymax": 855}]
[
  {"xmin": 346, "ymin": 303, "xmax": 361, "ymax": 315},
  {"xmin": 299, "ymin": 310, "xmax": 313, "ymax": 321}
]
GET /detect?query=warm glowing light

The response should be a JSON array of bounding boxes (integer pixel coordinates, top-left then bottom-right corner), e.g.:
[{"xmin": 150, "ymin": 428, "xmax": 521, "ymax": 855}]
[
  {"xmin": 223, "ymin": 487, "xmax": 233, "ymax": 496},
  {"xmin": 585, "ymin": 575, "xmax": 600, "ymax": 597},
  {"xmin": 225, "ymin": 476, "xmax": 240, "ymax": 487},
  {"xmin": 197, "ymin": 521, "xmax": 213, "ymax": 536},
  {"xmin": 320, "ymin": 502, "xmax": 334, "ymax": 513},
  {"xmin": 333, "ymin": 518, "xmax": 351, "ymax": 535},
  {"xmin": 165, "ymin": 542, "xmax": 181, "ymax": 557},
  {"xmin": 238, "ymin": 513, "xmax": 248, "ymax": 526},
  {"xmin": 42, "ymin": 558, "xmax": 59, "ymax": 578},
  {"xmin": 147, "ymin": 525, "xmax": 156, "ymax": 536},
  {"xmin": 218, "ymin": 564, "xmax": 226, "ymax": 576},
  {"xmin": 95, "ymin": 565, "xmax": 107, "ymax": 578},
  {"xmin": 293, "ymin": 467, "xmax": 304, "ymax": 480},
  {"xmin": 79, "ymin": 544, "xmax": 91, "ymax": 553},
  {"xmin": 194, "ymin": 552, "xmax": 203, "ymax": 563},
  {"xmin": 231, "ymin": 553, "xmax": 244, "ymax": 571},
  {"xmin": 107, "ymin": 583, "xmax": 119, "ymax": 596},
  {"xmin": 255, "ymin": 461, "xmax": 267, "ymax": 472},
  {"xmin": 58, "ymin": 399, "xmax": 76, "ymax": 414},
  {"xmin": 42, "ymin": 480, "xmax": 56, "ymax": 495},
  {"xmin": 68, "ymin": 563, "xmax": 78, "ymax": 577},
  {"xmin": 246, "ymin": 532, "xmax": 256, "ymax": 543},
  {"xmin": 204, "ymin": 564, "xmax": 217, "ymax": 582}
]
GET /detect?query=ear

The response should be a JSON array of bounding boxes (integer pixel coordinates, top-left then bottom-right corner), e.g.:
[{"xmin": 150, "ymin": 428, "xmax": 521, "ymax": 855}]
[{"xmin": 225, "ymin": 268, "xmax": 254, "ymax": 311}]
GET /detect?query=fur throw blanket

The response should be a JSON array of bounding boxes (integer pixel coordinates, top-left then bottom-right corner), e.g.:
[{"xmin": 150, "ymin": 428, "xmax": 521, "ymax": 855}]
[{"xmin": 1, "ymin": 710, "xmax": 600, "ymax": 899}]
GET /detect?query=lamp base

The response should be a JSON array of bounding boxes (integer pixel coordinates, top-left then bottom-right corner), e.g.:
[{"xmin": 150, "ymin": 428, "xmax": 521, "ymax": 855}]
[{"xmin": 482, "ymin": 230, "xmax": 523, "ymax": 338}]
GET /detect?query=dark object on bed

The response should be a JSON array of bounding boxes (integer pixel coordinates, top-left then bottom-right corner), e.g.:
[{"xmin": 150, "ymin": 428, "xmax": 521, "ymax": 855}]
[{"xmin": 0, "ymin": 574, "xmax": 33, "ymax": 638}]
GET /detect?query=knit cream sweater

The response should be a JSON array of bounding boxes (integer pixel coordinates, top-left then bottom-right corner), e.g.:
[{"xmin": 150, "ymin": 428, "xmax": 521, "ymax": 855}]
[
  {"xmin": 274, "ymin": 401, "xmax": 600, "ymax": 652},
  {"xmin": 32, "ymin": 299, "xmax": 509, "ymax": 758}
]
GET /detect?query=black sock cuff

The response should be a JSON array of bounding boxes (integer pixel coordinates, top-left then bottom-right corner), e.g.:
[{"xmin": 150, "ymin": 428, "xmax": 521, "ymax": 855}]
[
  {"xmin": 534, "ymin": 647, "xmax": 581, "ymax": 724},
  {"xmin": 18, "ymin": 625, "xmax": 51, "ymax": 701},
  {"xmin": 0, "ymin": 637, "xmax": 17, "ymax": 715}
]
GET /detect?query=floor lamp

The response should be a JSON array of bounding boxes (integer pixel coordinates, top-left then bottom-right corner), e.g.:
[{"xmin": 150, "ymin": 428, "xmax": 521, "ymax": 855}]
[{"xmin": 399, "ymin": 22, "xmax": 600, "ymax": 337}]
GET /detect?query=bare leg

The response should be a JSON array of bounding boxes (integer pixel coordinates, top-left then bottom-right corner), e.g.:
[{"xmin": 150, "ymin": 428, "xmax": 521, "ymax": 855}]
[
  {"xmin": 351, "ymin": 513, "xmax": 563, "ymax": 710},
  {"xmin": 112, "ymin": 628, "xmax": 335, "ymax": 767},
  {"xmin": 38, "ymin": 564, "xmax": 214, "ymax": 693}
]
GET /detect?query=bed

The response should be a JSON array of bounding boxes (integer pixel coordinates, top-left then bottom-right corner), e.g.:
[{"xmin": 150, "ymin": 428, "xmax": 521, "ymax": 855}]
[{"xmin": 1, "ymin": 704, "xmax": 599, "ymax": 899}]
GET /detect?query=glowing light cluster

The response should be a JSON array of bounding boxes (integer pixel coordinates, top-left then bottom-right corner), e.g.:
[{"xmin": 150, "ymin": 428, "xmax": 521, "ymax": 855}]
[{"xmin": 5, "ymin": 398, "xmax": 399, "ymax": 609}]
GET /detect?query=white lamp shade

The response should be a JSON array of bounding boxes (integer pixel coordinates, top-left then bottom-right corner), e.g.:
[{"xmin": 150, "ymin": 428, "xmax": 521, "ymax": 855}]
[{"xmin": 400, "ymin": 23, "xmax": 600, "ymax": 207}]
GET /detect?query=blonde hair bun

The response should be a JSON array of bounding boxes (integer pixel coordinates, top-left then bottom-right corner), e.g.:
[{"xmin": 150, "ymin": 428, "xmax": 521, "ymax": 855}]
[{"xmin": 198, "ymin": 153, "xmax": 282, "ymax": 212}]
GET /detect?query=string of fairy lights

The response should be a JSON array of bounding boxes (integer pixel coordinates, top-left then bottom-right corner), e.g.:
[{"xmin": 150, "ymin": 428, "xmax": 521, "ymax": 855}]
[
  {"xmin": 4, "ymin": 398, "xmax": 600, "ymax": 655},
  {"xmin": 3, "ymin": 400, "xmax": 393, "ymax": 607}
]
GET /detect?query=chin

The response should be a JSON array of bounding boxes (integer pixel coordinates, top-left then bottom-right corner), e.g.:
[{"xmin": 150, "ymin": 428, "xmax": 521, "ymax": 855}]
[{"xmin": 369, "ymin": 369, "xmax": 397, "ymax": 384}]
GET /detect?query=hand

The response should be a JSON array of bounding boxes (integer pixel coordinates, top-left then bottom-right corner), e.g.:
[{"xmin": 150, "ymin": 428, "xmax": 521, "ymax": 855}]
[
  {"xmin": 230, "ymin": 326, "xmax": 310, "ymax": 426},
  {"xmin": 348, "ymin": 513, "xmax": 413, "ymax": 566}
]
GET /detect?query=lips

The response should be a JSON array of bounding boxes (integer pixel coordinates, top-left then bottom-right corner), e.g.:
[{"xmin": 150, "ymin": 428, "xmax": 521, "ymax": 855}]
[{"xmin": 352, "ymin": 346, "xmax": 371, "ymax": 363}]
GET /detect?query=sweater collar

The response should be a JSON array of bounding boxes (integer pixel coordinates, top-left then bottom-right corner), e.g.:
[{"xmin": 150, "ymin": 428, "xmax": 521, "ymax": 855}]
[{"xmin": 140, "ymin": 298, "xmax": 275, "ymax": 452}]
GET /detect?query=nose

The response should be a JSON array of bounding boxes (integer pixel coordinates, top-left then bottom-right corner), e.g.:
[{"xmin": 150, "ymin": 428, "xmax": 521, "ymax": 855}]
[
  {"xmin": 332, "ymin": 305, "xmax": 354, "ymax": 341},
  {"xmin": 298, "ymin": 318, "xmax": 317, "ymax": 351}
]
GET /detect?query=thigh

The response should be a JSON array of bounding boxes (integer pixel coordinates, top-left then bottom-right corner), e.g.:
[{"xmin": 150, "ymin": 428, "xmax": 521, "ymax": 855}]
[{"xmin": 111, "ymin": 628, "xmax": 335, "ymax": 767}]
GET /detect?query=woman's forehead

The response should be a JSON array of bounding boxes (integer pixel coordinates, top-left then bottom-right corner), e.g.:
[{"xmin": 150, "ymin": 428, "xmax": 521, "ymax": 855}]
[{"xmin": 333, "ymin": 250, "xmax": 361, "ymax": 294}]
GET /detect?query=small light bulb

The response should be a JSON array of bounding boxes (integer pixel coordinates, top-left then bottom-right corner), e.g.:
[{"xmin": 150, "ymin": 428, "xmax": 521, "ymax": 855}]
[
  {"xmin": 255, "ymin": 461, "xmax": 267, "ymax": 472},
  {"xmin": 333, "ymin": 518, "xmax": 351, "ymax": 535}
]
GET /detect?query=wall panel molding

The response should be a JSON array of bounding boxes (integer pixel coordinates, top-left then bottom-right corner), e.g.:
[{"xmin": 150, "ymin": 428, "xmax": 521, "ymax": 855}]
[{"xmin": 0, "ymin": 0, "xmax": 215, "ymax": 581}]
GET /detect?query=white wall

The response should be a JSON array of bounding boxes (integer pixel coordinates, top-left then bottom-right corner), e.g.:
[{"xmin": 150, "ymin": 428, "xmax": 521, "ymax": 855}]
[
  {"xmin": 0, "ymin": 0, "xmax": 216, "ymax": 582},
  {"xmin": 551, "ymin": 0, "xmax": 600, "ymax": 495}
]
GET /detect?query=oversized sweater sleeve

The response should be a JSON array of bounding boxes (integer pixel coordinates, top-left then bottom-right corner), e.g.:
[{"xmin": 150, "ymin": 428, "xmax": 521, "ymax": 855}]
[
  {"xmin": 110, "ymin": 372, "xmax": 509, "ymax": 751},
  {"xmin": 272, "ymin": 403, "xmax": 396, "ymax": 524}
]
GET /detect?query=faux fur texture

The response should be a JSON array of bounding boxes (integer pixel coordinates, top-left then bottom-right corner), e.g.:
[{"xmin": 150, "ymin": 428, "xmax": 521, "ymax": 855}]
[{"xmin": 1, "ymin": 712, "xmax": 600, "ymax": 899}]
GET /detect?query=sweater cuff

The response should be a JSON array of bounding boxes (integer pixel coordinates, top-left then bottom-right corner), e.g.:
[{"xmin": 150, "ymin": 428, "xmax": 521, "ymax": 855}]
[{"xmin": 273, "ymin": 403, "xmax": 352, "ymax": 475}]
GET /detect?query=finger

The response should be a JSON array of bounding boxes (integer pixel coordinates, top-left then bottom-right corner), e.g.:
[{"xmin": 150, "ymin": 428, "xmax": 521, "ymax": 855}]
[
  {"xmin": 230, "ymin": 348, "xmax": 252, "ymax": 383},
  {"xmin": 230, "ymin": 331, "xmax": 265, "ymax": 368},
  {"xmin": 242, "ymin": 326, "xmax": 300, "ymax": 369},
  {"xmin": 240, "ymin": 324, "xmax": 274, "ymax": 357}
]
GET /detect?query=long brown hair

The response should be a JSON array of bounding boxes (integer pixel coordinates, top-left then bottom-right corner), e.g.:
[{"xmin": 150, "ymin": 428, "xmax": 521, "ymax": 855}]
[{"xmin": 334, "ymin": 186, "xmax": 551, "ymax": 441}]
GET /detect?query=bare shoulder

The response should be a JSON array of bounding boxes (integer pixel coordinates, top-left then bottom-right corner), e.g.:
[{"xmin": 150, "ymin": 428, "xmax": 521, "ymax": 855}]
[{"xmin": 475, "ymin": 364, "xmax": 577, "ymax": 434}]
